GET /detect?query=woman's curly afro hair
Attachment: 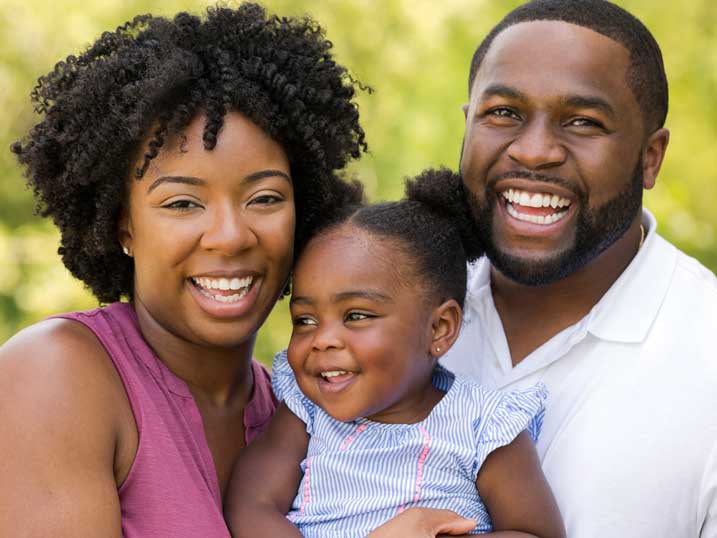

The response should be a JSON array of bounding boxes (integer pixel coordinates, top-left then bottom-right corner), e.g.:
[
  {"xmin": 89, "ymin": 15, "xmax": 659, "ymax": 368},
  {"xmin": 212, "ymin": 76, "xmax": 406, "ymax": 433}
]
[{"xmin": 12, "ymin": 3, "xmax": 367, "ymax": 303}]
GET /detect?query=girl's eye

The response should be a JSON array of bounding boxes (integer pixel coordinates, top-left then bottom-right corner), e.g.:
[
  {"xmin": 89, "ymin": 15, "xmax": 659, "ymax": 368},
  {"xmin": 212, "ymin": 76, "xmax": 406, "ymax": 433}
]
[
  {"xmin": 162, "ymin": 199, "xmax": 201, "ymax": 211},
  {"xmin": 345, "ymin": 312, "xmax": 373, "ymax": 322},
  {"xmin": 293, "ymin": 316, "xmax": 317, "ymax": 327}
]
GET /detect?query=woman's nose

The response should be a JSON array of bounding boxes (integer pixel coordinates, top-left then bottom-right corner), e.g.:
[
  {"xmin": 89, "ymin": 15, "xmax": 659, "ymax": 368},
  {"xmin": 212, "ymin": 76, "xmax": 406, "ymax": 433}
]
[
  {"xmin": 507, "ymin": 118, "xmax": 567, "ymax": 170},
  {"xmin": 200, "ymin": 204, "xmax": 258, "ymax": 255}
]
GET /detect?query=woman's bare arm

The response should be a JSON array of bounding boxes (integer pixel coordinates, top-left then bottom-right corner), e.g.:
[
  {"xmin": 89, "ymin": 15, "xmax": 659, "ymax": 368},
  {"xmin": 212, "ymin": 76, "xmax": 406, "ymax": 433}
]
[
  {"xmin": 0, "ymin": 319, "xmax": 133, "ymax": 537},
  {"xmin": 225, "ymin": 403, "xmax": 309, "ymax": 538}
]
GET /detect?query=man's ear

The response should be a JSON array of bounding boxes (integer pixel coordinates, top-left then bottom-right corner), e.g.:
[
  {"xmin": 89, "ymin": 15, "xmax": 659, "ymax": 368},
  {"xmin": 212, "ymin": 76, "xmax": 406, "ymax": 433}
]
[
  {"xmin": 462, "ymin": 103, "xmax": 469, "ymax": 120},
  {"xmin": 642, "ymin": 127, "xmax": 669, "ymax": 190},
  {"xmin": 428, "ymin": 299, "xmax": 462, "ymax": 359}
]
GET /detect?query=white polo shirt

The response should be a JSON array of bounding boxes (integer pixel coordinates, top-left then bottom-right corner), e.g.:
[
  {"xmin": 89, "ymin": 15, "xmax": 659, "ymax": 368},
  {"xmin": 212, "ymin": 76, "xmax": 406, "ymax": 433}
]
[{"xmin": 441, "ymin": 210, "xmax": 717, "ymax": 537}]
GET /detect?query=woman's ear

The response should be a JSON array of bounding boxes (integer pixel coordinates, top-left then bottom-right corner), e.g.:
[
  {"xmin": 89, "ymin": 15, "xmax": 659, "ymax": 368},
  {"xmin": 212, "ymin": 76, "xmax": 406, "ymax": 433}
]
[
  {"xmin": 118, "ymin": 210, "xmax": 134, "ymax": 257},
  {"xmin": 429, "ymin": 299, "xmax": 462, "ymax": 359}
]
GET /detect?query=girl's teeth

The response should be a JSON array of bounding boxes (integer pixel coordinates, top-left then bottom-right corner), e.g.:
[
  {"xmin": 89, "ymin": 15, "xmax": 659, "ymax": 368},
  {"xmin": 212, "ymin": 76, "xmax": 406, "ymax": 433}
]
[
  {"xmin": 321, "ymin": 370, "xmax": 349, "ymax": 378},
  {"xmin": 195, "ymin": 285, "xmax": 250, "ymax": 303},
  {"xmin": 193, "ymin": 276, "xmax": 253, "ymax": 290}
]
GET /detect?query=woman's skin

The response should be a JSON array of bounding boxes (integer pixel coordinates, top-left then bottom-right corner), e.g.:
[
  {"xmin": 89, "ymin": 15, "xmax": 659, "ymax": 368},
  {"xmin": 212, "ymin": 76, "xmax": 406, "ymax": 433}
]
[{"xmin": 0, "ymin": 111, "xmax": 295, "ymax": 536}]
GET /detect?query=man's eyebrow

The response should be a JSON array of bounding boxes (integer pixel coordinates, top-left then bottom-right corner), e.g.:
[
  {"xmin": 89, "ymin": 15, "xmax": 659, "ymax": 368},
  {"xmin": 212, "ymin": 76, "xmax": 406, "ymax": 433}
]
[
  {"xmin": 562, "ymin": 95, "xmax": 617, "ymax": 119},
  {"xmin": 147, "ymin": 175, "xmax": 204, "ymax": 194},
  {"xmin": 147, "ymin": 169, "xmax": 291, "ymax": 194},
  {"xmin": 480, "ymin": 84, "xmax": 529, "ymax": 103}
]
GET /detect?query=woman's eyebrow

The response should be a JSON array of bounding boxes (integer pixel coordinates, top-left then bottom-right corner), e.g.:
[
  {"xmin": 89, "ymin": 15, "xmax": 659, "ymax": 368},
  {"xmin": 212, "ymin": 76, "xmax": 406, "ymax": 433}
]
[
  {"xmin": 147, "ymin": 175, "xmax": 204, "ymax": 194},
  {"xmin": 244, "ymin": 169, "xmax": 292, "ymax": 184}
]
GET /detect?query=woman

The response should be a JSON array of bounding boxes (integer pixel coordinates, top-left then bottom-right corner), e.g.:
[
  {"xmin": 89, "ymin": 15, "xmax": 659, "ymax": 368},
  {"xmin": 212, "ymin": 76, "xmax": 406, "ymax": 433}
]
[{"xmin": 2, "ymin": 4, "xmax": 364, "ymax": 536}]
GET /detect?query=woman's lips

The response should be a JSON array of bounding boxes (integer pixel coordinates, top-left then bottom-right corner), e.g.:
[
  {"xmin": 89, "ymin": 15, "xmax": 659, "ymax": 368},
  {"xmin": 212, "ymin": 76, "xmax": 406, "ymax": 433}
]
[{"xmin": 187, "ymin": 274, "xmax": 261, "ymax": 318}]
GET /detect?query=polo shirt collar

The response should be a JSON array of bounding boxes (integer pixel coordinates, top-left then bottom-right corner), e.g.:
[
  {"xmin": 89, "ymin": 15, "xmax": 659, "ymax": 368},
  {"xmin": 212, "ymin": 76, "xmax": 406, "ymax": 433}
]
[
  {"xmin": 587, "ymin": 209, "xmax": 677, "ymax": 343},
  {"xmin": 464, "ymin": 209, "xmax": 677, "ymax": 346}
]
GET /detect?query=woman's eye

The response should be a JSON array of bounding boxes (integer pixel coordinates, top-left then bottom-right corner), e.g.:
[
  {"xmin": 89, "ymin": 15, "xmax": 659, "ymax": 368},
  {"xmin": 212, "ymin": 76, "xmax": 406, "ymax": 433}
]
[
  {"xmin": 248, "ymin": 194, "xmax": 283, "ymax": 206},
  {"xmin": 162, "ymin": 199, "xmax": 201, "ymax": 211}
]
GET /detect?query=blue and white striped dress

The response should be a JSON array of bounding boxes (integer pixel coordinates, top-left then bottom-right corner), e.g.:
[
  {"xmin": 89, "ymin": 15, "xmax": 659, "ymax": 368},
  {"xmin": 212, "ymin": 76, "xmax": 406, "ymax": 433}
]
[{"xmin": 272, "ymin": 351, "xmax": 547, "ymax": 537}]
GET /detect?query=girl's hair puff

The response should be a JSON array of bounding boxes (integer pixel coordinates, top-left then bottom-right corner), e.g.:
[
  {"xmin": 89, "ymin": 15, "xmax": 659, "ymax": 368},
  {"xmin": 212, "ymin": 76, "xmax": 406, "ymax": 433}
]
[{"xmin": 316, "ymin": 168, "xmax": 483, "ymax": 308}]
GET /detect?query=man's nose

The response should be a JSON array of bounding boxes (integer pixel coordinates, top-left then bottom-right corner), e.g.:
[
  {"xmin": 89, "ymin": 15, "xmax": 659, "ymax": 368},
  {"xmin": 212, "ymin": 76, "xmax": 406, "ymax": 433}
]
[
  {"xmin": 507, "ymin": 117, "xmax": 567, "ymax": 170},
  {"xmin": 200, "ymin": 203, "xmax": 258, "ymax": 254}
]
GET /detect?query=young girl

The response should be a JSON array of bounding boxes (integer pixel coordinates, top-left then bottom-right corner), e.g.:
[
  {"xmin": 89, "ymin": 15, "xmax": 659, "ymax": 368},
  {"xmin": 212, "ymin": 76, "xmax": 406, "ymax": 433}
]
[{"xmin": 226, "ymin": 169, "xmax": 565, "ymax": 538}]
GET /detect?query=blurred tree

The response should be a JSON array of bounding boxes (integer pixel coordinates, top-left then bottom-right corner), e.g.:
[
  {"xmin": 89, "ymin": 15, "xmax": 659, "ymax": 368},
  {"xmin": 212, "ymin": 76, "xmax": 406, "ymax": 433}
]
[{"xmin": 1, "ymin": 0, "xmax": 715, "ymax": 363}]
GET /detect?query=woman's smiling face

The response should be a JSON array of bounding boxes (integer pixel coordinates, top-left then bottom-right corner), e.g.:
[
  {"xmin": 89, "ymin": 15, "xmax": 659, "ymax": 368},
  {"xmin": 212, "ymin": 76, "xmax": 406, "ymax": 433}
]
[{"xmin": 121, "ymin": 112, "xmax": 295, "ymax": 349}]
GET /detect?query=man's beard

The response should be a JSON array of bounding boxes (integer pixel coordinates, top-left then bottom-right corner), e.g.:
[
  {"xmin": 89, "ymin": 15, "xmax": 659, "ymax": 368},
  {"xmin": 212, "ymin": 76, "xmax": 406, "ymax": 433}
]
[{"xmin": 467, "ymin": 159, "xmax": 644, "ymax": 286}]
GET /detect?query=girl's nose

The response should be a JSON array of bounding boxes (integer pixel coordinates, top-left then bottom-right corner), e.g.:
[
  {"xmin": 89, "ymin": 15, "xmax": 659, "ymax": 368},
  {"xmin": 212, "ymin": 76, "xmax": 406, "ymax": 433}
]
[{"xmin": 311, "ymin": 321, "xmax": 344, "ymax": 352}]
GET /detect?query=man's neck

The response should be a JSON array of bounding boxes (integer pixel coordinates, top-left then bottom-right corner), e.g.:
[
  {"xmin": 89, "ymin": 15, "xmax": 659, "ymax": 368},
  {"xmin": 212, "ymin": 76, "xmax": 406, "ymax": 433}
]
[{"xmin": 491, "ymin": 217, "xmax": 644, "ymax": 366}]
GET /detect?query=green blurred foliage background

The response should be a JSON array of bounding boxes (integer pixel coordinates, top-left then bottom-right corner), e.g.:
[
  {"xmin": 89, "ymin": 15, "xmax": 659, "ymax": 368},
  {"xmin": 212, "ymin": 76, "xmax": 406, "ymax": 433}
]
[{"xmin": 1, "ymin": 0, "xmax": 715, "ymax": 365}]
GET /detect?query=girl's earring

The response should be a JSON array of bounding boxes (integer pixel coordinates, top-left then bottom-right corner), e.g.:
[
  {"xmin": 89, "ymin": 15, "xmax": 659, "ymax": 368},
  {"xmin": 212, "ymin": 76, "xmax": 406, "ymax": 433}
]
[
  {"xmin": 122, "ymin": 246, "xmax": 132, "ymax": 257},
  {"xmin": 435, "ymin": 347, "xmax": 441, "ymax": 353}
]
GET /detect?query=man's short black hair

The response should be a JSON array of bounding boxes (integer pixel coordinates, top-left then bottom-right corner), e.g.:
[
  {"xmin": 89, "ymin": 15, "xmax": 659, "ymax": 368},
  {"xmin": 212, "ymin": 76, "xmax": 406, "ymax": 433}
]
[
  {"xmin": 12, "ymin": 4, "xmax": 366, "ymax": 303},
  {"xmin": 468, "ymin": 0, "xmax": 668, "ymax": 132}
]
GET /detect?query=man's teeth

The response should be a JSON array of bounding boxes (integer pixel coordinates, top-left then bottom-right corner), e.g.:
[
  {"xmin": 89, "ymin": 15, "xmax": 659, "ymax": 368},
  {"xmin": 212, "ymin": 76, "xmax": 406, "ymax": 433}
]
[
  {"xmin": 501, "ymin": 189, "xmax": 571, "ymax": 209},
  {"xmin": 320, "ymin": 370, "xmax": 349, "ymax": 379},
  {"xmin": 506, "ymin": 203, "xmax": 568, "ymax": 225},
  {"xmin": 192, "ymin": 276, "xmax": 253, "ymax": 302}
]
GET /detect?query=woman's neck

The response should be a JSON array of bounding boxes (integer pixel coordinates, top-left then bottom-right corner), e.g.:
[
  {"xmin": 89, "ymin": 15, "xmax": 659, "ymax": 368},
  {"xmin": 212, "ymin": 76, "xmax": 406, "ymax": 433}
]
[{"xmin": 132, "ymin": 299, "xmax": 255, "ymax": 408}]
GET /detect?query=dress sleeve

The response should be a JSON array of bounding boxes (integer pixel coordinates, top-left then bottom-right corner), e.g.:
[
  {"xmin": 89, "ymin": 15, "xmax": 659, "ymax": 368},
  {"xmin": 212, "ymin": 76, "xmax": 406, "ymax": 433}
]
[
  {"xmin": 472, "ymin": 383, "xmax": 548, "ymax": 477},
  {"xmin": 271, "ymin": 350, "xmax": 316, "ymax": 433}
]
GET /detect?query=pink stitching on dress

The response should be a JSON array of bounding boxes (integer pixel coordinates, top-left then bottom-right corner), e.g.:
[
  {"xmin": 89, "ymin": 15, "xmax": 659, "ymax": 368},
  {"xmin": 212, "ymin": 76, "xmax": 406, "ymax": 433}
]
[
  {"xmin": 340, "ymin": 423, "xmax": 367, "ymax": 451},
  {"xmin": 397, "ymin": 425, "xmax": 432, "ymax": 514},
  {"xmin": 413, "ymin": 426, "xmax": 431, "ymax": 503},
  {"xmin": 299, "ymin": 456, "xmax": 313, "ymax": 515}
]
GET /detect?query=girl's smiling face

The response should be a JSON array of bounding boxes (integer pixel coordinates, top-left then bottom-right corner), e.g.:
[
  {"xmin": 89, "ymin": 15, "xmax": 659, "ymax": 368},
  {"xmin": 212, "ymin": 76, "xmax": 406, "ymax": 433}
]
[
  {"xmin": 287, "ymin": 224, "xmax": 448, "ymax": 424},
  {"xmin": 121, "ymin": 112, "xmax": 295, "ymax": 350}
]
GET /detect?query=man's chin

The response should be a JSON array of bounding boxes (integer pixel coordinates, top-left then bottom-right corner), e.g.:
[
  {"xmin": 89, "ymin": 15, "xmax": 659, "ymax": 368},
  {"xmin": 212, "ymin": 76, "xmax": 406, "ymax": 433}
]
[{"xmin": 487, "ymin": 246, "xmax": 583, "ymax": 287}]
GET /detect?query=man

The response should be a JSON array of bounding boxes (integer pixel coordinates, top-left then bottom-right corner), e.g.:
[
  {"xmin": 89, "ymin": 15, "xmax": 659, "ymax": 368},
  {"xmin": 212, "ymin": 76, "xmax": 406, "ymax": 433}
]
[{"xmin": 441, "ymin": 1, "xmax": 717, "ymax": 536}]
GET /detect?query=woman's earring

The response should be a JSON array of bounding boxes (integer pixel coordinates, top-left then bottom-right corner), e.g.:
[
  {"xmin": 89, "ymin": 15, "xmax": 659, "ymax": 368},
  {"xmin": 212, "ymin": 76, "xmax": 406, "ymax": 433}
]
[
  {"xmin": 435, "ymin": 347, "xmax": 441, "ymax": 353},
  {"xmin": 122, "ymin": 246, "xmax": 132, "ymax": 257}
]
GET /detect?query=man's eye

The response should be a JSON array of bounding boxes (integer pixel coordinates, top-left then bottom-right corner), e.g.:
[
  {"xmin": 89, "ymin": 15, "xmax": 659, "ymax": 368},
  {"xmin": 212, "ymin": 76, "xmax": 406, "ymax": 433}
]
[
  {"xmin": 568, "ymin": 117, "xmax": 603, "ymax": 128},
  {"xmin": 488, "ymin": 107, "xmax": 520, "ymax": 120},
  {"xmin": 162, "ymin": 199, "xmax": 201, "ymax": 211}
]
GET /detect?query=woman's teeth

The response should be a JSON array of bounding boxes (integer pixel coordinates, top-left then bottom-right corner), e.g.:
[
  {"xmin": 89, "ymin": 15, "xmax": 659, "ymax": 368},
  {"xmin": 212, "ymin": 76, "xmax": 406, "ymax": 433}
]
[
  {"xmin": 502, "ymin": 188, "xmax": 571, "ymax": 226},
  {"xmin": 192, "ymin": 276, "xmax": 253, "ymax": 303}
]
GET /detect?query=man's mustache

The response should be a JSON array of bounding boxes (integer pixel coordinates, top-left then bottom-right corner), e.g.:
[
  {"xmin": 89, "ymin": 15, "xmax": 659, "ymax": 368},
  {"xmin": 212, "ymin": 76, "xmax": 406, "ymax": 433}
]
[{"xmin": 488, "ymin": 170, "xmax": 581, "ymax": 198}]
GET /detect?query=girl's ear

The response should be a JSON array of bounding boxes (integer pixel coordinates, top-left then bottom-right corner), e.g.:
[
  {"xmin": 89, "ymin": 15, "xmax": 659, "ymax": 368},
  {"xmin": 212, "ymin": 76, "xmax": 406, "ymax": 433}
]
[{"xmin": 429, "ymin": 299, "xmax": 462, "ymax": 359}]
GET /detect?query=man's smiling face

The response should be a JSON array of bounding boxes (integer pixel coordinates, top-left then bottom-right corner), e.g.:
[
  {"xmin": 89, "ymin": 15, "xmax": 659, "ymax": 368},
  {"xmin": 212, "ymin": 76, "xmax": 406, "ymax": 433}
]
[{"xmin": 460, "ymin": 21, "xmax": 648, "ymax": 285}]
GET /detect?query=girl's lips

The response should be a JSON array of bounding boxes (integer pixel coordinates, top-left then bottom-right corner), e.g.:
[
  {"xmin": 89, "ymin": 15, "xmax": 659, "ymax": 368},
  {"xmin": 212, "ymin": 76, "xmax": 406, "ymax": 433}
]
[
  {"xmin": 186, "ymin": 275, "xmax": 261, "ymax": 319},
  {"xmin": 317, "ymin": 372, "xmax": 358, "ymax": 395}
]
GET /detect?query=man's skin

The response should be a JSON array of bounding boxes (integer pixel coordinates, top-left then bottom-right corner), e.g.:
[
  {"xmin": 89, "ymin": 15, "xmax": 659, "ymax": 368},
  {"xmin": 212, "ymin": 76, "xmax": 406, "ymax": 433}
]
[{"xmin": 460, "ymin": 21, "xmax": 669, "ymax": 365}]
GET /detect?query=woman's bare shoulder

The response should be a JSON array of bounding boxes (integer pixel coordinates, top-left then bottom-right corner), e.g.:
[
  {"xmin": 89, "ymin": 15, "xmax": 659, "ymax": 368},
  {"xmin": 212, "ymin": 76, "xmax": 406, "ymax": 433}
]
[{"xmin": 0, "ymin": 316, "xmax": 133, "ymax": 443}]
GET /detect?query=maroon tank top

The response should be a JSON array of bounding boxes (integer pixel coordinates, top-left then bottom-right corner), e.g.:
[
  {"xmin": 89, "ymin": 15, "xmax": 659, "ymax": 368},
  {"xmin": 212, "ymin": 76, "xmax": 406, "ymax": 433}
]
[{"xmin": 55, "ymin": 302, "xmax": 277, "ymax": 538}]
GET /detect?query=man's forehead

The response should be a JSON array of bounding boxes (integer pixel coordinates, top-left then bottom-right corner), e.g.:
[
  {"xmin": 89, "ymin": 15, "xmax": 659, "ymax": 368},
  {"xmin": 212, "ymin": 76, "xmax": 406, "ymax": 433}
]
[{"xmin": 473, "ymin": 20, "xmax": 632, "ymax": 100}]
